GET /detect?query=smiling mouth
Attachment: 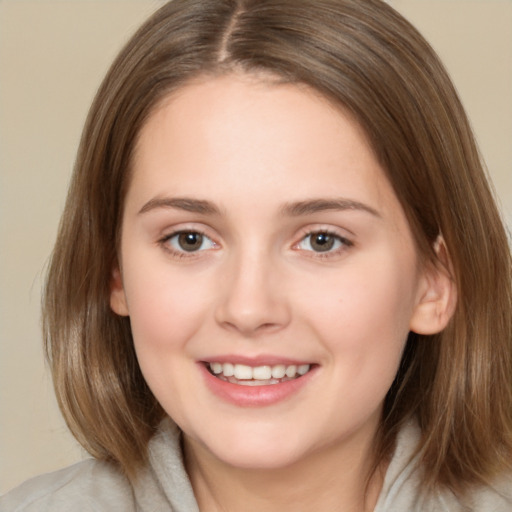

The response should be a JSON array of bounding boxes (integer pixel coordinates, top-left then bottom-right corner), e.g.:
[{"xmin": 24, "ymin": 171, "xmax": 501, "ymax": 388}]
[{"xmin": 206, "ymin": 362, "xmax": 312, "ymax": 386}]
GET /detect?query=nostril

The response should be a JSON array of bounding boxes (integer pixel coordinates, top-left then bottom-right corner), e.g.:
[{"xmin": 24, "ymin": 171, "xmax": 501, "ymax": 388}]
[
  {"xmin": 257, "ymin": 322, "xmax": 282, "ymax": 331},
  {"xmin": 217, "ymin": 316, "xmax": 287, "ymax": 337}
]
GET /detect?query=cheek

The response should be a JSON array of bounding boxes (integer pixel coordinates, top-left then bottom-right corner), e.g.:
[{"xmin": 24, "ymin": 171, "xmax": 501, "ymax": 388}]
[
  {"xmin": 121, "ymin": 259, "xmax": 214, "ymax": 359},
  {"xmin": 121, "ymin": 265, "xmax": 215, "ymax": 420},
  {"xmin": 301, "ymin": 251, "xmax": 418, "ymax": 390},
  {"xmin": 306, "ymin": 256, "xmax": 416, "ymax": 340}
]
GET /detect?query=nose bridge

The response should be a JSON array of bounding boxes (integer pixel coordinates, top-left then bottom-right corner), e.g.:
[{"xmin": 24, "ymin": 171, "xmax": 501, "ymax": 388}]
[{"xmin": 215, "ymin": 242, "xmax": 289, "ymax": 335}]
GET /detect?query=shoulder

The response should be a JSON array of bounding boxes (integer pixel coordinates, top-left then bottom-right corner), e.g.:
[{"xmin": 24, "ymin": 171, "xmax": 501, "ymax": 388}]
[
  {"xmin": 462, "ymin": 474, "xmax": 512, "ymax": 511},
  {"xmin": 431, "ymin": 473, "xmax": 512, "ymax": 512},
  {"xmin": 0, "ymin": 459, "xmax": 135, "ymax": 512},
  {"xmin": 377, "ymin": 422, "xmax": 512, "ymax": 511}
]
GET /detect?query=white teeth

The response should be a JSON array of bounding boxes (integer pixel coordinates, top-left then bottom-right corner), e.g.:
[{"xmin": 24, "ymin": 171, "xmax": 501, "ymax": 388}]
[
  {"xmin": 233, "ymin": 364, "xmax": 253, "ymax": 380},
  {"xmin": 223, "ymin": 363, "xmax": 234, "ymax": 377},
  {"xmin": 252, "ymin": 365, "xmax": 272, "ymax": 380},
  {"xmin": 271, "ymin": 364, "xmax": 286, "ymax": 379},
  {"xmin": 211, "ymin": 362, "xmax": 222, "ymax": 374},
  {"xmin": 285, "ymin": 365, "xmax": 297, "ymax": 378},
  {"xmin": 297, "ymin": 364, "xmax": 310, "ymax": 375},
  {"xmin": 208, "ymin": 362, "xmax": 311, "ymax": 381},
  {"xmin": 236, "ymin": 378, "xmax": 279, "ymax": 386}
]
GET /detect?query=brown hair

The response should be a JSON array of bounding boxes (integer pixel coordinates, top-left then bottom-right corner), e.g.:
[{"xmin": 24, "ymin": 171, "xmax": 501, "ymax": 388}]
[{"xmin": 44, "ymin": 0, "xmax": 512, "ymax": 495}]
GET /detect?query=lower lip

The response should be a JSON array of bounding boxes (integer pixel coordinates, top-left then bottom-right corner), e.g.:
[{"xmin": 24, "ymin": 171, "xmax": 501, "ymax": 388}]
[{"xmin": 198, "ymin": 363, "xmax": 317, "ymax": 407}]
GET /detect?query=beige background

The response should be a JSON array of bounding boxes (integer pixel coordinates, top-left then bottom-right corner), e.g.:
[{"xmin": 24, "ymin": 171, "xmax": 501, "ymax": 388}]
[{"xmin": 1, "ymin": 0, "xmax": 511, "ymax": 494}]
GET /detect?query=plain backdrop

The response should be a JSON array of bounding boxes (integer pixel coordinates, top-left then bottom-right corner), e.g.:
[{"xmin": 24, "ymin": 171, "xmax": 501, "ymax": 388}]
[{"xmin": 1, "ymin": 0, "xmax": 511, "ymax": 494}]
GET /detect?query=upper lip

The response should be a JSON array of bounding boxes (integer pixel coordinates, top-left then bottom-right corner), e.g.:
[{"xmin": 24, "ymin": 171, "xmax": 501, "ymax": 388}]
[{"xmin": 201, "ymin": 355, "xmax": 315, "ymax": 367}]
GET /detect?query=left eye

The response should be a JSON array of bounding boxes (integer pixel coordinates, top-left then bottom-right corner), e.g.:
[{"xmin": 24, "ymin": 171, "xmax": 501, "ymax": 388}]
[
  {"xmin": 297, "ymin": 232, "xmax": 348, "ymax": 253},
  {"xmin": 166, "ymin": 231, "xmax": 216, "ymax": 252}
]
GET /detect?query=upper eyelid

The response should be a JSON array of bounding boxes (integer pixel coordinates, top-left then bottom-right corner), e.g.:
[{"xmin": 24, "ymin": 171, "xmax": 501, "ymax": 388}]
[
  {"xmin": 159, "ymin": 223, "xmax": 217, "ymax": 239},
  {"xmin": 160, "ymin": 229, "xmax": 217, "ymax": 246},
  {"xmin": 301, "ymin": 228, "xmax": 351, "ymax": 239},
  {"xmin": 160, "ymin": 227, "xmax": 208, "ymax": 239},
  {"xmin": 294, "ymin": 224, "xmax": 355, "ymax": 241},
  {"xmin": 297, "ymin": 231, "xmax": 353, "ymax": 247}
]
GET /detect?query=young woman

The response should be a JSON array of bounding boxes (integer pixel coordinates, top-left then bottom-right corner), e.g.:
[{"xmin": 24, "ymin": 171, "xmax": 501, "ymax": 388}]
[{"xmin": 2, "ymin": 0, "xmax": 511, "ymax": 510}]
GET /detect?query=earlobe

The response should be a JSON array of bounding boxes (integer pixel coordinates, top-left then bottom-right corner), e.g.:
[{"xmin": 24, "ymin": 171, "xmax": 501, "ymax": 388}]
[
  {"xmin": 110, "ymin": 267, "xmax": 129, "ymax": 316},
  {"xmin": 409, "ymin": 236, "xmax": 457, "ymax": 335}
]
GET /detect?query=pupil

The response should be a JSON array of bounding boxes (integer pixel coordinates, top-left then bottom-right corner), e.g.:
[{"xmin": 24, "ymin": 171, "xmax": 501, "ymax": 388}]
[
  {"xmin": 311, "ymin": 233, "xmax": 334, "ymax": 252},
  {"xmin": 178, "ymin": 232, "xmax": 203, "ymax": 252}
]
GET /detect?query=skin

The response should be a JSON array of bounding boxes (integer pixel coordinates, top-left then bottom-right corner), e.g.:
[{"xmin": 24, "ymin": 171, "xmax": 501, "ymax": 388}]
[{"xmin": 111, "ymin": 74, "xmax": 454, "ymax": 512}]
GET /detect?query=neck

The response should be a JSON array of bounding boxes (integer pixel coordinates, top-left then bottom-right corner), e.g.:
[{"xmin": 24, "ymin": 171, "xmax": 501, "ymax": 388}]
[{"xmin": 183, "ymin": 426, "xmax": 386, "ymax": 512}]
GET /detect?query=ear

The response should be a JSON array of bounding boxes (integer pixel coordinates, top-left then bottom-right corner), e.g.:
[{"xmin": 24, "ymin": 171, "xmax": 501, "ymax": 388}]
[
  {"xmin": 409, "ymin": 236, "xmax": 457, "ymax": 335},
  {"xmin": 110, "ymin": 267, "xmax": 129, "ymax": 316}
]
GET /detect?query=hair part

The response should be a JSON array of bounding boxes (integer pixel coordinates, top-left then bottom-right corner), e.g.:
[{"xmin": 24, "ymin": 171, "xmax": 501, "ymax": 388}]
[{"xmin": 44, "ymin": 0, "xmax": 512, "ymax": 495}]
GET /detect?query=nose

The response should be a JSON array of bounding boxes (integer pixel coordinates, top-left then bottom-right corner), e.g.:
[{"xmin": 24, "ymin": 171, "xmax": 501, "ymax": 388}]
[{"xmin": 214, "ymin": 249, "xmax": 291, "ymax": 337}]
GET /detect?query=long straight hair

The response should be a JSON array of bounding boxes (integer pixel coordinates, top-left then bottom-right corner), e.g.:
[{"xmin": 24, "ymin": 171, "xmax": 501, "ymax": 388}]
[{"xmin": 44, "ymin": 0, "xmax": 512, "ymax": 494}]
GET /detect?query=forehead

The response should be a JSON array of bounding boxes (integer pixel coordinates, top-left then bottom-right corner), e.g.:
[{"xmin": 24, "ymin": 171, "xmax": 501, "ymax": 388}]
[
  {"xmin": 134, "ymin": 73, "xmax": 373, "ymax": 165},
  {"xmin": 128, "ymin": 73, "xmax": 403, "ymax": 225}
]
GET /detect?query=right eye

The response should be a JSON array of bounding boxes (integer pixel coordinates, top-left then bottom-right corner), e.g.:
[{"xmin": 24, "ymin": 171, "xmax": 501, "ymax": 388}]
[
  {"xmin": 295, "ymin": 230, "xmax": 352, "ymax": 255},
  {"xmin": 163, "ymin": 231, "xmax": 217, "ymax": 253}
]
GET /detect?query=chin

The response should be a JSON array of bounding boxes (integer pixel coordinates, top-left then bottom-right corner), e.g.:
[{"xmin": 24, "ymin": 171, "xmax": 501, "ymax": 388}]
[
  {"xmin": 214, "ymin": 445, "xmax": 307, "ymax": 471},
  {"xmin": 189, "ymin": 423, "xmax": 317, "ymax": 471}
]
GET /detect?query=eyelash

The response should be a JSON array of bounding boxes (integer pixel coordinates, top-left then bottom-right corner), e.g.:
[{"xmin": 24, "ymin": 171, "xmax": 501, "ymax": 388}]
[
  {"xmin": 159, "ymin": 229, "xmax": 217, "ymax": 259},
  {"xmin": 158, "ymin": 228, "xmax": 353, "ymax": 260},
  {"xmin": 295, "ymin": 230, "xmax": 354, "ymax": 258}
]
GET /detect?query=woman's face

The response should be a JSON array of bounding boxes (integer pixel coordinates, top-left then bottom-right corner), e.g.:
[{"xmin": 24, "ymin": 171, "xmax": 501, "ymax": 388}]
[{"xmin": 111, "ymin": 74, "xmax": 437, "ymax": 470}]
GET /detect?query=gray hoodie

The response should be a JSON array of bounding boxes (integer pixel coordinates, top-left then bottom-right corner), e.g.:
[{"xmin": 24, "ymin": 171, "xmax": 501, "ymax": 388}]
[{"xmin": 1, "ymin": 419, "xmax": 511, "ymax": 511}]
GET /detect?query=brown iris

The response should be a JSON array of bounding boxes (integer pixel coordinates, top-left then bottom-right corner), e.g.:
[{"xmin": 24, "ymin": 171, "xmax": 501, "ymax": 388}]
[
  {"xmin": 310, "ymin": 233, "xmax": 335, "ymax": 252},
  {"xmin": 177, "ymin": 232, "xmax": 203, "ymax": 251}
]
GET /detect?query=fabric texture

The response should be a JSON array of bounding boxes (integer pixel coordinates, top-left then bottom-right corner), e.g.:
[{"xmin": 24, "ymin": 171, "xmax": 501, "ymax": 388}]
[{"xmin": 1, "ymin": 420, "xmax": 511, "ymax": 511}]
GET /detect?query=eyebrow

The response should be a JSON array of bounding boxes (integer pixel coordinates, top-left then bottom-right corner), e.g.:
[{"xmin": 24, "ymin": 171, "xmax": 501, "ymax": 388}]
[
  {"xmin": 138, "ymin": 197, "xmax": 220, "ymax": 215},
  {"xmin": 281, "ymin": 198, "xmax": 381, "ymax": 218},
  {"xmin": 138, "ymin": 196, "xmax": 380, "ymax": 218}
]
